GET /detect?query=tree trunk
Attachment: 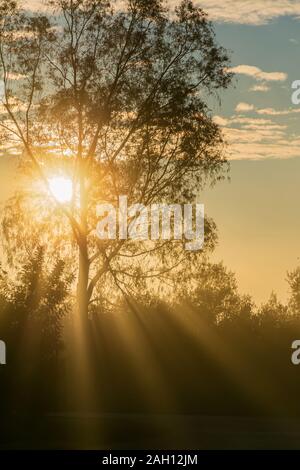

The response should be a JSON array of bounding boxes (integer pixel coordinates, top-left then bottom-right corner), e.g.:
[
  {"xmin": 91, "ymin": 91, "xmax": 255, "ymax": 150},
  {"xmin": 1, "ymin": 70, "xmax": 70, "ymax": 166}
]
[
  {"xmin": 76, "ymin": 162, "xmax": 90, "ymax": 325},
  {"xmin": 77, "ymin": 244, "xmax": 89, "ymax": 322}
]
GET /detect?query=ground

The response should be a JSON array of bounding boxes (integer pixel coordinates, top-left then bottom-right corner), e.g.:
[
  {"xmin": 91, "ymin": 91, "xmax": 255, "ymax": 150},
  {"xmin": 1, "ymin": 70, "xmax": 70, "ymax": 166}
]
[{"xmin": 1, "ymin": 414, "xmax": 300, "ymax": 449}]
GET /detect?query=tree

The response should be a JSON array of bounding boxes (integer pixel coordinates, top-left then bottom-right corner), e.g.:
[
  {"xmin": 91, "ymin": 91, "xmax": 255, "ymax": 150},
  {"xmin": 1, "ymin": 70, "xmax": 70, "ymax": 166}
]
[
  {"xmin": 178, "ymin": 261, "xmax": 244, "ymax": 324},
  {"xmin": 287, "ymin": 267, "xmax": 300, "ymax": 316},
  {"xmin": 0, "ymin": 245, "xmax": 73, "ymax": 361},
  {"xmin": 0, "ymin": 0, "xmax": 232, "ymax": 322},
  {"xmin": 258, "ymin": 292, "xmax": 288, "ymax": 328}
]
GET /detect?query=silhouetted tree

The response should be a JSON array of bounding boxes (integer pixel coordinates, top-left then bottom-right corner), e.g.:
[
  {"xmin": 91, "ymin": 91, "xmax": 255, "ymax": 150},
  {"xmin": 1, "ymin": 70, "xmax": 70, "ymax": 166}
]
[
  {"xmin": 0, "ymin": 246, "xmax": 73, "ymax": 362},
  {"xmin": 0, "ymin": 0, "xmax": 232, "ymax": 321},
  {"xmin": 287, "ymin": 267, "xmax": 300, "ymax": 316},
  {"xmin": 258, "ymin": 292, "xmax": 288, "ymax": 329},
  {"xmin": 178, "ymin": 261, "xmax": 242, "ymax": 324}
]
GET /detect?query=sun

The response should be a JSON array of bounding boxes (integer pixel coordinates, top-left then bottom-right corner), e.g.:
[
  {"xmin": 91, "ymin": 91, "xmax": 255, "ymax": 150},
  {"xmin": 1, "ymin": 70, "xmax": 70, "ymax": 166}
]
[{"xmin": 48, "ymin": 176, "xmax": 73, "ymax": 203}]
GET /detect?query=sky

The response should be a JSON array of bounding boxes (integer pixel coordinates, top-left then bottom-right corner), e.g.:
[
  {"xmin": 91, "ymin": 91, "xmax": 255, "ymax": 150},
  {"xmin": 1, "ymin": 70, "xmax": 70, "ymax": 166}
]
[
  {"xmin": 199, "ymin": 3, "xmax": 300, "ymax": 303},
  {"xmin": 6, "ymin": 1, "xmax": 300, "ymax": 303}
]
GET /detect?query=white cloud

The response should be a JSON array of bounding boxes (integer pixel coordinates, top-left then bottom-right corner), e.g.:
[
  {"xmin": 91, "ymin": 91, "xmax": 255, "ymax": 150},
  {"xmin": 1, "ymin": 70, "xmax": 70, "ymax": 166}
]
[
  {"xmin": 257, "ymin": 107, "xmax": 300, "ymax": 115},
  {"xmin": 230, "ymin": 65, "xmax": 287, "ymax": 82},
  {"xmin": 214, "ymin": 113, "xmax": 300, "ymax": 160},
  {"xmin": 230, "ymin": 117, "xmax": 277, "ymax": 126},
  {"xmin": 213, "ymin": 115, "xmax": 229, "ymax": 126},
  {"xmin": 23, "ymin": 0, "xmax": 47, "ymax": 11},
  {"xmin": 226, "ymin": 139, "xmax": 300, "ymax": 160},
  {"xmin": 25, "ymin": 1, "xmax": 300, "ymax": 24},
  {"xmin": 241, "ymin": 123, "xmax": 287, "ymax": 131},
  {"xmin": 249, "ymin": 84, "xmax": 270, "ymax": 92},
  {"xmin": 223, "ymin": 125, "xmax": 300, "ymax": 160},
  {"xmin": 193, "ymin": 0, "xmax": 300, "ymax": 25},
  {"xmin": 235, "ymin": 102, "xmax": 255, "ymax": 113},
  {"xmin": 233, "ymin": 105, "xmax": 300, "ymax": 117}
]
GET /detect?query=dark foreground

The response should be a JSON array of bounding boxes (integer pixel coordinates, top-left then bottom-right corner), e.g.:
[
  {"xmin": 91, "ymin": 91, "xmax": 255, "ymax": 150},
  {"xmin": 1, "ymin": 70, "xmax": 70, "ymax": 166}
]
[{"xmin": 1, "ymin": 414, "xmax": 300, "ymax": 449}]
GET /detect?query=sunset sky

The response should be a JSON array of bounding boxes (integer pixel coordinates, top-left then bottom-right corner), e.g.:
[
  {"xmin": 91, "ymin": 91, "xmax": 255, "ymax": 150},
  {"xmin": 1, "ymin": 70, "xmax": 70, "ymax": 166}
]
[
  {"xmin": 201, "ymin": 2, "xmax": 300, "ymax": 303},
  {"xmin": 2, "ymin": 0, "xmax": 300, "ymax": 303}
]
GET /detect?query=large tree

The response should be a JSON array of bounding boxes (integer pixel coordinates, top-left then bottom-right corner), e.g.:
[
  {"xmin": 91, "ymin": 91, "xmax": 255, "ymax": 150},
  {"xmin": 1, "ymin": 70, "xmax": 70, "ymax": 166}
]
[{"xmin": 0, "ymin": 0, "xmax": 232, "ymax": 322}]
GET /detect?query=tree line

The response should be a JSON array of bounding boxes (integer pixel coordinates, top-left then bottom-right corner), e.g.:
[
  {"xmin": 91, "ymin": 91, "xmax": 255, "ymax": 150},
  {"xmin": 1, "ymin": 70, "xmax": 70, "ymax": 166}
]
[{"xmin": 1, "ymin": 247, "xmax": 300, "ymax": 416}]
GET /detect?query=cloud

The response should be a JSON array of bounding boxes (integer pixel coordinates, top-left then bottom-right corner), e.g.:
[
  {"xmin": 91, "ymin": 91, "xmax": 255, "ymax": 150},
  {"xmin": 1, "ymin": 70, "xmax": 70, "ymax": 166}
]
[
  {"xmin": 238, "ymin": 122, "xmax": 287, "ymax": 131},
  {"xmin": 213, "ymin": 115, "xmax": 229, "ymax": 126},
  {"xmin": 233, "ymin": 105, "xmax": 300, "ymax": 117},
  {"xmin": 24, "ymin": 1, "xmax": 300, "ymax": 24},
  {"xmin": 214, "ymin": 113, "xmax": 300, "ymax": 160},
  {"xmin": 212, "ymin": 116, "xmax": 274, "ymax": 128},
  {"xmin": 223, "ymin": 125, "xmax": 300, "ymax": 160},
  {"xmin": 230, "ymin": 65, "xmax": 287, "ymax": 82},
  {"xmin": 226, "ymin": 138, "xmax": 300, "ymax": 160},
  {"xmin": 23, "ymin": 0, "xmax": 47, "ymax": 11},
  {"xmin": 249, "ymin": 84, "xmax": 270, "ymax": 92},
  {"xmin": 194, "ymin": 0, "xmax": 300, "ymax": 25},
  {"xmin": 256, "ymin": 107, "xmax": 300, "ymax": 115},
  {"xmin": 235, "ymin": 102, "xmax": 255, "ymax": 113},
  {"xmin": 230, "ymin": 117, "xmax": 280, "ymax": 126}
]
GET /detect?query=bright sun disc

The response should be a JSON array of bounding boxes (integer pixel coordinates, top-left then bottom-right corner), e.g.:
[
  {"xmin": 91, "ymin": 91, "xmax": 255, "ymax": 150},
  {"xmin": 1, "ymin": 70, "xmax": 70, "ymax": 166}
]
[{"xmin": 49, "ymin": 177, "xmax": 73, "ymax": 203}]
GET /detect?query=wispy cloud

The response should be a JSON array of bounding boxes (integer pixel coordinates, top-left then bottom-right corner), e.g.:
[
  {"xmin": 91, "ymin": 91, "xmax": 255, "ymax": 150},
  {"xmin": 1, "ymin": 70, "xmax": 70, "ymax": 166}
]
[
  {"xmin": 223, "ymin": 126, "xmax": 300, "ymax": 160},
  {"xmin": 249, "ymin": 84, "xmax": 270, "ymax": 92},
  {"xmin": 257, "ymin": 107, "xmax": 300, "ymax": 116},
  {"xmin": 25, "ymin": 1, "xmax": 300, "ymax": 25},
  {"xmin": 194, "ymin": 0, "xmax": 300, "ymax": 25},
  {"xmin": 233, "ymin": 103, "xmax": 300, "ymax": 116},
  {"xmin": 230, "ymin": 65, "xmax": 287, "ymax": 82},
  {"xmin": 213, "ymin": 115, "xmax": 229, "ymax": 126},
  {"xmin": 235, "ymin": 102, "xmax": 255, "ymax": 113},
  {"xmin": 214, "ymin": 114, "xmax": 300, "ymax": 160},
  {"xmin": 23, "ymin": 0, "xmax": 47, "ymax": 11}
]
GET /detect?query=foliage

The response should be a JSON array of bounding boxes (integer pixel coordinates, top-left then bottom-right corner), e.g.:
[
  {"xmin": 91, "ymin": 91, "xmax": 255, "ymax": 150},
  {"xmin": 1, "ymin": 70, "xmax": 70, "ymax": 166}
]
[
  {"xmin": 0, "ymin": 246, "xmax": 73, "ymax": 361},
  {"xmin": 0, "ymin": 0, "xmax": 233, "ymax": 312}
]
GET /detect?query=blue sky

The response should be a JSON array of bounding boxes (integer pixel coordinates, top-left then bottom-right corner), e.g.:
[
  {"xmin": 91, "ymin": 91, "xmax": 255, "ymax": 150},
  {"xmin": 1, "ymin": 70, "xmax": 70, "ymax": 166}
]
[
  {"xmin": 198, "ymin": 7, "xmax": 300, "ymax": 303},
  {"xmin": 212, "ymin": 17, "xmax": 300, "ymax": 160}
]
